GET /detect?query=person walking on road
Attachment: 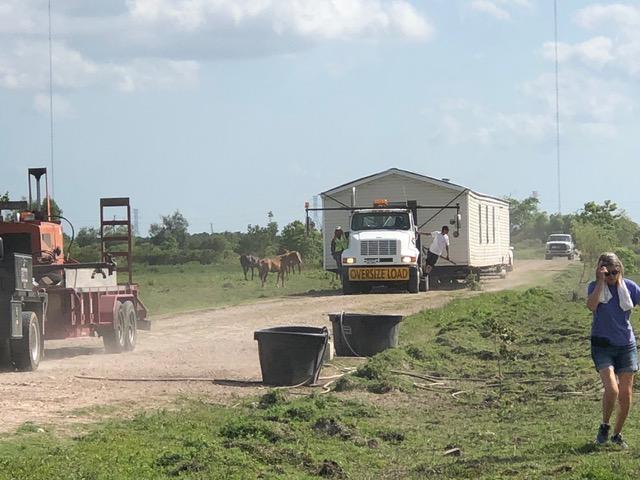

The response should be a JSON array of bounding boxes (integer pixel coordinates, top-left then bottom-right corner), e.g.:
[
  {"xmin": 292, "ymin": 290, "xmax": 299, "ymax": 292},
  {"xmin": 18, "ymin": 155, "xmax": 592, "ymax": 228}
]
[
  {"xmin": 420, "ymin": 226, "xmax": 450, "ymax": 274},
  {"xmin": 587, "ymin": 252, "xmax": 640, "ymax": 448},
  {"xmin": 331, "ymin": 226, "xmax": 348, "ymax": 278}
]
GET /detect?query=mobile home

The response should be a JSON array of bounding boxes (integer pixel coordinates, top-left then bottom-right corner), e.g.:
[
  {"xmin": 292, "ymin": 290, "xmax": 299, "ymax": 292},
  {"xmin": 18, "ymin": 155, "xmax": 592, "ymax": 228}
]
[{"xmin": 320, "ymin": 168, "xmax": 511, "ymax": 282}]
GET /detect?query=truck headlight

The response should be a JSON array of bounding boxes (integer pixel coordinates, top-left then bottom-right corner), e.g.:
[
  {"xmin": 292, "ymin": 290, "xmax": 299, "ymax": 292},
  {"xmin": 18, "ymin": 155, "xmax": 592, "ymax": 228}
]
[
  {"xmin": 343, "ymin": 257, "xmax": 356, "ymax": 264},
  {"xmin": 401, "ymin": 256, "xmax": 416, "ymax": 263}
]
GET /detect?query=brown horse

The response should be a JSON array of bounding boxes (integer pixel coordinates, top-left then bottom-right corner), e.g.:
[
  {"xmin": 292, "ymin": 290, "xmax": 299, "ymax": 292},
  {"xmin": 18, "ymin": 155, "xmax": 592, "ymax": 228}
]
[
  {"xmin": 258, "ymin": 256, "xmax": 286, "ymax": 288},
  {"xmin": 281, "ymin": 250, "xmax": 303, "ymax": 275},
  {"xmin": 240, "ymin": 254, "xmax": 260, "ymax": 280}
]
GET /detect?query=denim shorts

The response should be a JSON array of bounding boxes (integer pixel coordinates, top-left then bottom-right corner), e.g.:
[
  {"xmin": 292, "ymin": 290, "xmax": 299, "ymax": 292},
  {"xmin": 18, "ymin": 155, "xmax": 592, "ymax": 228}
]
[{"xmin": 591, "ymin": 341, "xmax": 639, "ymax": 374}]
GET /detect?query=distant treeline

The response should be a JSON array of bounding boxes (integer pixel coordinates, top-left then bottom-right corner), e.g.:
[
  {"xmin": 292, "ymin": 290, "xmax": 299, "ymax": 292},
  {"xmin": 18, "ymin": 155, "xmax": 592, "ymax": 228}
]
[
  {"xmin": 508, "ymin": 196, "xmax": 640, "ymax": 273},
  {"xmin": 68, "ymin": 210, "xmax": 323, "ymax": 266}
]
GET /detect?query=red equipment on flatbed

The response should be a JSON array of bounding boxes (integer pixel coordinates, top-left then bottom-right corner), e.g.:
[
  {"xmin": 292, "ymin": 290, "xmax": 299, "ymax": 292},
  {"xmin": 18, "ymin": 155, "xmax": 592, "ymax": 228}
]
[{"xmin": 0, "ymin": 168, "xmax": 149, "ymax": 371}]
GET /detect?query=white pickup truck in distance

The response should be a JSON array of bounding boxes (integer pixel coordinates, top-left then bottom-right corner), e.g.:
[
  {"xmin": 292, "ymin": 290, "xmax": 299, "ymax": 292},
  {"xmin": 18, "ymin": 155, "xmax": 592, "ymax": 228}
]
[
  {"xmin": 545, "ymin": 233, "xmax": 575, "ymax": 260},
  {"xmin": 340, "ymin": 205, "xmax": 422, "ymax": 294}
]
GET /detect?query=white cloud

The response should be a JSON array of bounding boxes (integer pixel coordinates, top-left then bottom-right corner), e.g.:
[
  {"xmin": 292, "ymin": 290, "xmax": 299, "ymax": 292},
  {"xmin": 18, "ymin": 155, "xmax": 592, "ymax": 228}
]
[
  {"xmin": 468, "ymin": 0, "xmax": 531, "ymax": 21},
  {"xmin": 427, "ymin": 66, "xmax": 634, "ymax": 148},
  {"xmin": 427, "ymin": 99, "xmax": 555, "ymax": 147},
  {"xmin": 543, "ymin": 36, "xmax": 614, "ymax": 69},
  {"xmin": 0, "ymin": 39, "xmax": 199, "ymax": 92},
  {"xmin": 0, "ymin": 0, "xmax": 433, "ymax": 96},
  {"xmin": 550, "ymin": 3, "xmax": 640, "ymax": 79},
  {"xmin": 470, "ymin": 1, "xmax": 511, "ymax": 20},
  {"xmin": 575, "ymin": 3, "xmax": 640, "ymax": 30},
  {"xmin": 128, "ymin": 0, "xmax": 432, "ymax": 41}
]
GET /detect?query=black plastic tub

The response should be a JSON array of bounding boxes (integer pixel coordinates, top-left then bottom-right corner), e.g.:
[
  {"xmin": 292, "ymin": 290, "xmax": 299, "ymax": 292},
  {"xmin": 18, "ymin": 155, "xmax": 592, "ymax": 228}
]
[
  {"xmin": 254, "ymin": 326, "xmax": 328, "ymax": 386},
  {"xmin": 328, "ymin": 313, "xmax": 403, "ymax": 357}
]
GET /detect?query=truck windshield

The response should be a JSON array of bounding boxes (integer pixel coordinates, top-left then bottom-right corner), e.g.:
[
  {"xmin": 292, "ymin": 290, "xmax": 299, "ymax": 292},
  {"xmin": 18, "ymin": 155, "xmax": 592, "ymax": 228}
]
[
  {"xmin": 351, "ymin": 212, "xmax": 410, "ymax": 231},
  {"xmin": 548, "ymin": 235, "xmax": 571, "ymax": 242}
]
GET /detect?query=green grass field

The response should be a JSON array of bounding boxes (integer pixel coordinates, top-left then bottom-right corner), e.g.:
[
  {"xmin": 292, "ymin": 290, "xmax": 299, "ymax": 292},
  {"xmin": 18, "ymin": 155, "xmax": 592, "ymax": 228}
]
[
  {"xmin": 134, "ymin": 262, "xmax": 337, "ymax": 315},
  {"xmin": 2, "ymin": 267, "xmax": 640, "ymax": 479}
]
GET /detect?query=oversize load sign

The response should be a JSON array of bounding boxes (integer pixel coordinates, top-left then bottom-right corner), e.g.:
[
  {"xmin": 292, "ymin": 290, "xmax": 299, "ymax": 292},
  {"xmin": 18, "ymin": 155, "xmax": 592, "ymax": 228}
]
[{"xmin": 348, "ymin": 267, "xmax": 409, "ymax": 282}]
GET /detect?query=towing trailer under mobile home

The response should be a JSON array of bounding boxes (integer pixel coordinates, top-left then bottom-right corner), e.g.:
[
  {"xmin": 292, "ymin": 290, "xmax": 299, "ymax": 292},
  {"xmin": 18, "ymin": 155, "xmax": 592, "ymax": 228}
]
[{"xmin": 320, "ymin": 168, "xmax": 511, "ymax": 283}]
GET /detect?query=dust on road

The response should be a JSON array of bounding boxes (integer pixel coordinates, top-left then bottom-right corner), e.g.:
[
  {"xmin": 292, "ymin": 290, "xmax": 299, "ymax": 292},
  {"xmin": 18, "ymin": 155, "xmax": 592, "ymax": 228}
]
[{"xmin": 0, "ymin": 259, "xmax": 570, "ymax": 433}]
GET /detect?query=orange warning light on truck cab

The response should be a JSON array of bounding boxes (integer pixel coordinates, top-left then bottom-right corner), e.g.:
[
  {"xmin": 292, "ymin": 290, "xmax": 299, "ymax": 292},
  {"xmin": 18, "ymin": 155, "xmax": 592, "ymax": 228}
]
[{"xmin": 373, "ymin": 199, "xmax": 389, "ymax": 207}]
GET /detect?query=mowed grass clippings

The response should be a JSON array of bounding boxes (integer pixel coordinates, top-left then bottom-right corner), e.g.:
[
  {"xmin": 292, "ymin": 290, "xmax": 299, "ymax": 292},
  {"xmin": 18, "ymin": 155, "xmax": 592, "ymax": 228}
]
[
  {"xmin": 2, "ymin": 267, "xmax": 640, "ymax": 479},
  {"xmin": 134, "ymin": 263, "xmax": 337, "ymax": 315}
]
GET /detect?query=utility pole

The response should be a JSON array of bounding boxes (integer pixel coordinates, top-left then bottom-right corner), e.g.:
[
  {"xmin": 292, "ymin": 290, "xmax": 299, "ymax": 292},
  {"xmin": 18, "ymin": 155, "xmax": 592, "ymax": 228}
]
[
  {"xmin": 48, "ymin": 0, "xmax": 55, "ymax": 198},
  {"xmin": 554, "ymin": 0, "xmax": 562, "ymax": 214}
]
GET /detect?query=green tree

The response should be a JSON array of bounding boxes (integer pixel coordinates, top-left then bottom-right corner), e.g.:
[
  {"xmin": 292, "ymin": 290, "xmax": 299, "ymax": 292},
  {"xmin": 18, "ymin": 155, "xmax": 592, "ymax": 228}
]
[
  {"xmin": 572, "ymin": 221, "xmax": 614, "ymax": 283},
  {"xmin": 76, "ymin": 227, "xmax": 100, "ymax": 247},
  {"xmin": 279, "ymin": 220, "xmax": 323, "ymax": 263},
  {"xmin": 237, "ymin": 212, "xmax": 279, "ymax": 257},
  {"xmin": 577, "ymin": 200, "xmax": 619, "ymax": 229},
  {"xmin": 149, "ymin": 211, "xmax": 189, "ymax": 248}
]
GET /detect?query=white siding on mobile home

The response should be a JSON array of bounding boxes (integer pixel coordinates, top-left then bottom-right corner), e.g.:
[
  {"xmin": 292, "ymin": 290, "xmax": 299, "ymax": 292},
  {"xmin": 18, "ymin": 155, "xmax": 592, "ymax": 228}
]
[{"xmin": 320, "ymin": 168, "xmax": 509, "ymax": 271}]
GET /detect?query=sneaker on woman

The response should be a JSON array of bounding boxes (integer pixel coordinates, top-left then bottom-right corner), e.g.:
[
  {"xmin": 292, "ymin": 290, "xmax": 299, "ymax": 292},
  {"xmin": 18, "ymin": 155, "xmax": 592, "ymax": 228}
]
[{"xmin": 595, "ymin": 423, "xmax": 610, "ymax": 445}]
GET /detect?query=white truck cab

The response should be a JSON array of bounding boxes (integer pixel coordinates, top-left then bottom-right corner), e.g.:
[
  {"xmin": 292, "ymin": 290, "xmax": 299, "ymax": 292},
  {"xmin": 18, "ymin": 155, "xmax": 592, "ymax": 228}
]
[
  {"xmin": 340, "ymin": 201, "xmax": 422, "ymax": 294},
  {"xmin": 545, "ymin": 233, "xmax": 575, "ymax": 260}
]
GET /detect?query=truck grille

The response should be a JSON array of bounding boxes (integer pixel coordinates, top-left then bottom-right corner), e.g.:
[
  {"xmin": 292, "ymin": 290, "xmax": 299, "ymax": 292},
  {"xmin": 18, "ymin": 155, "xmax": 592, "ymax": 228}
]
[{"xmin": 360, "ymin": 240, "xmax": 397, "ymax": 256}]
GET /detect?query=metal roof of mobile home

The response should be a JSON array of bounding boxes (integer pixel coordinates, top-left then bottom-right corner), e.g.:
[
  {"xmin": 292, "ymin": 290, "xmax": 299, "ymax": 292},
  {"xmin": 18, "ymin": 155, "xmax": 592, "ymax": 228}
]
[{"xmin": 321, "ymin": 167, "xmax": 507, "ymax": 204}]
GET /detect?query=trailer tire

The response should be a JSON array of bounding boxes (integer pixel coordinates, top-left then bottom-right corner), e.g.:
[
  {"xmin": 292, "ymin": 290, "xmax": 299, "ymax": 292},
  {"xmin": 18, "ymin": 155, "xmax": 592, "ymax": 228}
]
[
  {"xmin": 11, "ymin": 312, "xmax": 43, "ymax": 371},
  {"xmin": 103, "ymin": 301, "xmax": 126, "ymax": 353},
  {"xmin": 123, "ymin": 301, "xmax": 137, "ymax": 352}
]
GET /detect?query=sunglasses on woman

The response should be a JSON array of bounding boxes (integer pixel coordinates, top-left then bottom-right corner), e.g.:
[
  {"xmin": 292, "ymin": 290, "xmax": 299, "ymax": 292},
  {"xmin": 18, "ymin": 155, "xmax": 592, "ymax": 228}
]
[{"xmin": 604, "ymin": 270, "xmax": 620, "ymax": 276}]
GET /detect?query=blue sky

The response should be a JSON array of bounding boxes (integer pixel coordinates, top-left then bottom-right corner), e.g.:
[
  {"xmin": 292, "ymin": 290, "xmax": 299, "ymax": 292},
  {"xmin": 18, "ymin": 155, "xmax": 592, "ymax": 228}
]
[{"xmin": 1, "ymin": 0, "xmax": 639, "ymax": 234}]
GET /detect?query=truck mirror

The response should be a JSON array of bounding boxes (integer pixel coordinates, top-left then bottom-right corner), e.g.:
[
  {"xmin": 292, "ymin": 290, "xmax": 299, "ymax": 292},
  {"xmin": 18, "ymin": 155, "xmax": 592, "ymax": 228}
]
[
  {"xmin": 453, "ymin": 231, "xmax": 460, "ymax": 238},
  {"xmin": 449, "ymin": 219, "xmax": 455, "ymax": 225},
  {"xmin": 0, "ymin": 237, "xmax": 3, "ymax": 261}
]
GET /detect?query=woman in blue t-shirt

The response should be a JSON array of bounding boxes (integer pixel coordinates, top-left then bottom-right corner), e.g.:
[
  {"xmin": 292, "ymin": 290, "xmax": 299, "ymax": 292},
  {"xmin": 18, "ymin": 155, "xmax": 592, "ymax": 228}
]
[{"xmin": 586, "ymin": 252, "xmax": 640, "ymax": 448}]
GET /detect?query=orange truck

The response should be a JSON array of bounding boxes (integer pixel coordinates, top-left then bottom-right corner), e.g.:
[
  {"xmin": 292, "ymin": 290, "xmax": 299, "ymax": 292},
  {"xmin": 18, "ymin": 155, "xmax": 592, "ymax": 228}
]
[{"xmin": 0, "ymin": 168, "xmax": 149, "ymax": 371}]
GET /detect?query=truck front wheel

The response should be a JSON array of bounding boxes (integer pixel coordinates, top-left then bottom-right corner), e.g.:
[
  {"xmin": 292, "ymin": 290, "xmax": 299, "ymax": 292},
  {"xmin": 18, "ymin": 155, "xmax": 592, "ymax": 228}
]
[
  {"xmin": 408, "ymin": 268, "xmax": 420, "ymax": 294},
  {"xmin": 341, "ymin": 273, "xmax": 355, "ymax": 295},
  {"xmin": 11, "ymin": 312, "xmax": 43, "ymax": 371}
]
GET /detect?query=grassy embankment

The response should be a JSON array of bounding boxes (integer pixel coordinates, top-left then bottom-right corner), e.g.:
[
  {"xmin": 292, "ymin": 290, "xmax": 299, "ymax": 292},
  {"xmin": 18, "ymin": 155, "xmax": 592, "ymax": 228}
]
[
  {"xmin": 134, "ymin": 263, "xmax": 337, "ymax": 315},
  {"xmin": 2, "ymin": 267, "xmax": 640, "ymax": 479}
]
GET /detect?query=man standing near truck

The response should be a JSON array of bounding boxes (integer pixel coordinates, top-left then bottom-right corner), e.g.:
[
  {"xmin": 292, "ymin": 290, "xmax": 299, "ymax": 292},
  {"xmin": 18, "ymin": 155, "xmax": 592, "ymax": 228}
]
[
  {"xmin": 331, "ymin": 226, "xmax": 348, "ymax": 278},
  {"xmin": 420, "ymin": 226, "xmax": 450, "ymax": 274}
]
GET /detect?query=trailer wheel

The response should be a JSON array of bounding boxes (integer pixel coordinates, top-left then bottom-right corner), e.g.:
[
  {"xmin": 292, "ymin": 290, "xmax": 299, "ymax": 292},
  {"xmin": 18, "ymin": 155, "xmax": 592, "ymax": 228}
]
[
  {"xmin": 11, "ymin": 312, "xmax": 43, "ymax": 371},
  {"xmin": 123, "ymin": 301, "xmax": 138, "ymax": 352},
  {"xmin": 103, "ymin": 301, "xmax": 126, "ymax": 353}
]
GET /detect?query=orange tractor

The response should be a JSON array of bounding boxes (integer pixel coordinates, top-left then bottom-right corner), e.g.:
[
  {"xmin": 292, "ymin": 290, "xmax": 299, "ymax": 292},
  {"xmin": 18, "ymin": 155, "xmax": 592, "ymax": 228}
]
[{"xmin": 0, "ymin": 168, "xmax": 149, "ymax": 371}]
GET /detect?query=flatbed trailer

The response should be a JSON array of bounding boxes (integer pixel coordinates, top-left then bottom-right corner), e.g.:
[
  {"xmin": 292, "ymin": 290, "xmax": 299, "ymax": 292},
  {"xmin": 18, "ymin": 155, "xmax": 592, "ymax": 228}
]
[{"xmin": 0, "ymin": 168, "xmax": 149, "ymax": 371}]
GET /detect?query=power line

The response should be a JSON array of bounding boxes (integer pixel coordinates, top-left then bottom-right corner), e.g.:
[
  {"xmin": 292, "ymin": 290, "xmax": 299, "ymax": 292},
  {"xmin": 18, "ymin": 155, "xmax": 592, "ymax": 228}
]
[
  {"xmin": 554, "ymin": 0, "xmax": 561, "ymax": 214},
  {"xmin": 48, "ymin": 0, "xmax": 55, "ymax": 198}
]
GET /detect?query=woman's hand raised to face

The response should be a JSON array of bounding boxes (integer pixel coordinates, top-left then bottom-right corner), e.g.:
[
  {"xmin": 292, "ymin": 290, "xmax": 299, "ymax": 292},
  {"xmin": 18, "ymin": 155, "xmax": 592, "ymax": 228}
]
[{"xmin": 596, "ymin": 264, "xmax": 608, "ymax": 283}]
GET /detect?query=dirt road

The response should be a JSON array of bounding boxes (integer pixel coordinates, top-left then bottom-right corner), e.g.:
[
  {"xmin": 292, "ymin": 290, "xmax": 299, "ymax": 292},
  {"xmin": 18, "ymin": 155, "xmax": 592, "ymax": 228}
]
[{"xmin": 0, "ymin": 260, "xmax": 569, "ymax": 433}]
